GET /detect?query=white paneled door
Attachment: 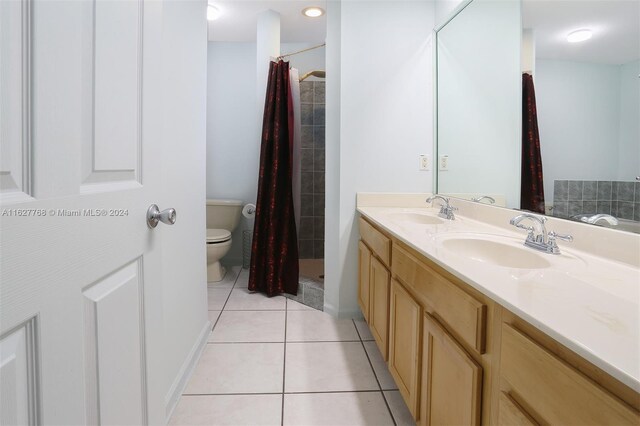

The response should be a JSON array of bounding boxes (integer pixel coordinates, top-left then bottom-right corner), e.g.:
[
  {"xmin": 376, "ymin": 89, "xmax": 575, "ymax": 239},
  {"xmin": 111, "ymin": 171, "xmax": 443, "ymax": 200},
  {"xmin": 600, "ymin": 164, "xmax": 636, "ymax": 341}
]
[{"xmin": 0, "ymin": 0, "xmax": 178, "ymax": 424}]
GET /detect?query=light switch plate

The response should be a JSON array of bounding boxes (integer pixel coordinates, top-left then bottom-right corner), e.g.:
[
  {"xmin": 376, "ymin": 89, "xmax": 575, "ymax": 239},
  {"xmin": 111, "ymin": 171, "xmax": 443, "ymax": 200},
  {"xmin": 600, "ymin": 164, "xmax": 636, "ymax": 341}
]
[
  {"xmin": 439, "ymin": 155, "xmax": 449, "ymax": 171},
  {"xmin": 419, "ymin": 155, "xmax": 430, "ymax": 171}
]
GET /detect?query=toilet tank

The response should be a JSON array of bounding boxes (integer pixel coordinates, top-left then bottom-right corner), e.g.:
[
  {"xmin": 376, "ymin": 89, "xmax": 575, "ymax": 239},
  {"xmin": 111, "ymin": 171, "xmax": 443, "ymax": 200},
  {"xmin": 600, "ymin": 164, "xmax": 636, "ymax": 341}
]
[{"xmin": 206, "ymin": 199, "xmax": 244, "ymax": 231}]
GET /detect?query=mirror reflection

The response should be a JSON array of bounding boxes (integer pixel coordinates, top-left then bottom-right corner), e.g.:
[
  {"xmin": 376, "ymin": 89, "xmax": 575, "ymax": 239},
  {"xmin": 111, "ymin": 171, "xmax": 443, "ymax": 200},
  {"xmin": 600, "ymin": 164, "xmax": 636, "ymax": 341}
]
[{"xmin": 436, "ymin": 0, "xmax": 640, "ymax": 233}]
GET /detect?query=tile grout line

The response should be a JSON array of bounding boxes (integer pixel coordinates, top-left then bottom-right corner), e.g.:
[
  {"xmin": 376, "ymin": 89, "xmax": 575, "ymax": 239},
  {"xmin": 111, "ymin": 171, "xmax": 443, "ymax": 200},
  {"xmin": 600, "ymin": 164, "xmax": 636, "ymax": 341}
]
[
  {"xmin": 353, "ymin": 319, "xmax": 397, "ymax": 426},
  {"xmin": 181, "ymin": 389, "xmax": 388, "ymax": 397},
  {"xmin": 281, "ymin": 299, "xmax": 289, "ymax": 425},
  {"xmin": 206, "ymin": 341, "xmax": 286, "ymax": 345},
  {"xmin": 206, "ymin": 339, "xmax": 364, "ymax": 344},
  {"xmin": 196, "ymin": 277, "xmax": 400, "ymax": 425},
  {"xmin": 208, "ymin": 267, "xmax": 242, "ymax": 332},
  {"xmin": 178, "ymin": 267, "xmax": 243, "ymax": 405}
]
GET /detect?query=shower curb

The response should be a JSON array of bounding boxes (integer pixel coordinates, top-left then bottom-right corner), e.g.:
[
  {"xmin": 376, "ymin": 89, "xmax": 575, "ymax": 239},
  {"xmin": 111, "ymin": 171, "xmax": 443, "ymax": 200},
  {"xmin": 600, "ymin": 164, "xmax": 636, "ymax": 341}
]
[{"xmin": 284, "ymin": 277, "xmax": 324, "ymax": 311}]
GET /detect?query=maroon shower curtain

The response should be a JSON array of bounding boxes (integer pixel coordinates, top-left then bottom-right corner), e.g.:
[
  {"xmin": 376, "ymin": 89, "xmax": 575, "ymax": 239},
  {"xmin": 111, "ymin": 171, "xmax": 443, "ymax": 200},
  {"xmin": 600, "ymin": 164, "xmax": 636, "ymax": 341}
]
[
  {"xmin": 521, "ymin": 73, "xmax": 545, "ymax": 214},
  {"xmin": 248, "ymin": 60, "xmax": 299, "ymax": 297}
]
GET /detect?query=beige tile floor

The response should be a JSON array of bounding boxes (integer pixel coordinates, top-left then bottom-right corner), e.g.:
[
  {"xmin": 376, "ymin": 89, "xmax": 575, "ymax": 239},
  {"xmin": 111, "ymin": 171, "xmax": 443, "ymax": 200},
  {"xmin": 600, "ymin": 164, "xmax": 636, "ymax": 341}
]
[{"xmin": 169, "ymin": 266, "xmax": 414, "ymax": 426}]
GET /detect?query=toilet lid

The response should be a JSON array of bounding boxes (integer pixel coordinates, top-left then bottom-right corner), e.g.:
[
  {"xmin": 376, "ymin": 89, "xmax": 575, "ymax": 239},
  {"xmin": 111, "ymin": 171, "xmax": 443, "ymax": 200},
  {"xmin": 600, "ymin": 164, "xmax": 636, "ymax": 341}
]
[{"xmin": 206, "ymin": 228, "xmax": 231, "ymax": 243}]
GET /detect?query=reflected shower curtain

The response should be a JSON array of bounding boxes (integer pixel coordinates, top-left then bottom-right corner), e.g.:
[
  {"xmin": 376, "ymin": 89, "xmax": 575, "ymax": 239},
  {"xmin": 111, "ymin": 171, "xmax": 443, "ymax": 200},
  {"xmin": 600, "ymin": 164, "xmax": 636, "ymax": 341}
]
[
  {"xmin": 249, "ymin": 60, "xmax": 299, "ymax": 297},
  {"xmin": 521, "ymin": 73, "xmax": 545, "ymax": 214}
]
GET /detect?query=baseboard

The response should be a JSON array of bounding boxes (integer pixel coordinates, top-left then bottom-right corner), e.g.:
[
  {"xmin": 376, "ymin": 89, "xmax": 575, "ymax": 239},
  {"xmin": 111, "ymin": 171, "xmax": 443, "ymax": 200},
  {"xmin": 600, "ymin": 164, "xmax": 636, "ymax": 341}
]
[
  {"xmin": 323, "ymin": 302, "xmax": 363, "ymax": 319},
  {"xmin": 164, "ymin": 320, "xmax": 211, "ymax": 422}
]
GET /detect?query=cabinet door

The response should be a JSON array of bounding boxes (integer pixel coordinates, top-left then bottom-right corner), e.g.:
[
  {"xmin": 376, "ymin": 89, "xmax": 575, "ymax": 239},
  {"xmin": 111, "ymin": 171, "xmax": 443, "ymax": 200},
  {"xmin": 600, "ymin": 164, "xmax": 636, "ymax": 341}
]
[
  {"xmin": 358, "ymin": 241, "xmax": 372, "ymax": 321},
  {"xmin": 420, "ymin": 313, "xmax": 482, "ymax": 426},
  {"xmin": 388, "ymin": 279, "xmax": 422, "ymax": 419},
  {"xmin": 369, "ymin": 257, "xmax": 390, "ymax": 360}
]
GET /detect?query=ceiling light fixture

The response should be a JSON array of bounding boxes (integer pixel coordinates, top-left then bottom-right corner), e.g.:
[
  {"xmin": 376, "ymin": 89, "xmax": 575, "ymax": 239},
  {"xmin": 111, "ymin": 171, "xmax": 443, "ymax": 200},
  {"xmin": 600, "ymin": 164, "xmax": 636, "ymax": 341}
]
[
  {"xmin": 302, "ymin": 7, "xmax": 325, "ymax": 18},
  {"xmin": 567, "ymin": 29, "xmax": 592, "ymax": 43},
  {"xmin": 207, "ymin": 4, "xmax": 221, "ymax": 21}
]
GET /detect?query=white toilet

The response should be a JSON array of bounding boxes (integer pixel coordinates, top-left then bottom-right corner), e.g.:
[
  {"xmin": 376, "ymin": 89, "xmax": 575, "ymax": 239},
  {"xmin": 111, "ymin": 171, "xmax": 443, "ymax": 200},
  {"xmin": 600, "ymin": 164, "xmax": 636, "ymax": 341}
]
[{"xmin": 206, "ymin": 199, "xmax": 243, "ymax": 282}]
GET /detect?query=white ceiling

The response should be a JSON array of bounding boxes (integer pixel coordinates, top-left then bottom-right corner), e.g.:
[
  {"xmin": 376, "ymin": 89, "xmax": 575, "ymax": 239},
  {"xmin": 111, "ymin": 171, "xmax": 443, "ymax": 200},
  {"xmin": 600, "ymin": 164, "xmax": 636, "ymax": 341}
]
[
  {"xmin": 207, "ymin": 0, "xmax": 327, "ymax": 42},
  {"xmin": 523, "ymin": 0, "xmax": 640, "ymax": 64},
  {"xmin": 208, "ymin": 1, "xmax": 639, "ymax": 63}
]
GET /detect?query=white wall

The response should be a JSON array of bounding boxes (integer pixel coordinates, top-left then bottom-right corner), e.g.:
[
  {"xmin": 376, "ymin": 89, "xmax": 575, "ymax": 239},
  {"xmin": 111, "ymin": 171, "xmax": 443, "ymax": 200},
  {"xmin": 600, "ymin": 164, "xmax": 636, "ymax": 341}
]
[
  {"xmin": 536, "ymin": 59, "xmax": 627, "ymax": 200},
  {"xmin": 435, "ymin": 0, "xmax": 466, "ymax": 28},
  {"xmin": 207, "ymin": 42, "xmax": 258, "ymax": 264},
  {"xmin": 324, "ymin": 0, "xmax": 434, "ymax": 317},
  {"xmin": 161, "ymin": 0, "xmax": 209, "ymax": 417},
  {"xmin": 206, "ymin": 41, "xmax": 325, "ymax": 264},
  {"xmin": 436, "ymin": 0, "xmax": 522, "ymax": 208},
  {"xmin": 281, "ymin": 42, "xmax": 326, "ymax": 81},
  {"xmin": 522, "ymin": 29, "xmax": 536, "ymax": 75},
  {"xmin": 617, "ymin": 59, "xmax": 640, "ymax": 181}
]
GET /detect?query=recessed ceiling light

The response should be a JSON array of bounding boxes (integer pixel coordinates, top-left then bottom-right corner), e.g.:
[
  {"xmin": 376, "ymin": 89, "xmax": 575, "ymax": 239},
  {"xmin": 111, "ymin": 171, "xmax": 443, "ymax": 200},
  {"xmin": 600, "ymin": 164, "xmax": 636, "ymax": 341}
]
[
  {"xmin": 567, "ymin": 29, "xmax": 592, "ymax": 43},
  {"xmin": 302, "ymin": 7, "xmax": 325, "ymax": 18},
  {"xmin": 207, "ymin": 5, "xmax": 221, "ymax": 21}
]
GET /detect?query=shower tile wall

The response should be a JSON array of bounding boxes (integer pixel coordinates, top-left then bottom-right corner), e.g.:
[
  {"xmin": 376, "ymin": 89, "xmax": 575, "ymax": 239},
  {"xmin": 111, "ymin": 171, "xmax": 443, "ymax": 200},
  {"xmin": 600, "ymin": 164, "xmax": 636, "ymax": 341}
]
[
  {"xmin": 552, "ymin": 180, "xmax": 640, "ymax": 221},
  {"xmin": 299, "ymin": 81, "xmax": 325, "ymax": 259}
]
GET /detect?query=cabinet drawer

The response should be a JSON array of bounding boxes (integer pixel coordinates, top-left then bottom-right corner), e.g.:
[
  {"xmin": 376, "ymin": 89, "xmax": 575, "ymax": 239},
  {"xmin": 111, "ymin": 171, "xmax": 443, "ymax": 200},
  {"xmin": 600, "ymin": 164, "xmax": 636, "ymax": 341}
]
[
  {"xmin": 392, "ymin": 244, "xmax": 486, "ymax": 354},
  {"xmin": 500, "ymin": 324, "xmax": 640, "ymax": 425},
  {"xmin": 497, "ymin": 392, "xmax": 537, "ymax": 426},
  {"xmin": 358, "ymin": 218, "xmax": 391, "ymax": 267}
]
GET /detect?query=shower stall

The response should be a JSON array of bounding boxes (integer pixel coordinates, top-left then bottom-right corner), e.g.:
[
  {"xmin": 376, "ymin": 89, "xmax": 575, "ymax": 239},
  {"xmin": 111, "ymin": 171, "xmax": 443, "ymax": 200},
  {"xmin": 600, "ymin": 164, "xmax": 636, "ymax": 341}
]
[{"xmin": 295, "ymin": 78, "xmax": 325, "ymax": 309}]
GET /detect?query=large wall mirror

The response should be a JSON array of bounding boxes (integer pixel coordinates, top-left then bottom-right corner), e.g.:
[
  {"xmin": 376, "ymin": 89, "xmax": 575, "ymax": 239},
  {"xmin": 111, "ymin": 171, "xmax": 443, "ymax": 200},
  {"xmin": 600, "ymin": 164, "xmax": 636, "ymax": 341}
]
[{"xmin": 435, "ymin": 0, "xmax": 640, "ymax": 233}]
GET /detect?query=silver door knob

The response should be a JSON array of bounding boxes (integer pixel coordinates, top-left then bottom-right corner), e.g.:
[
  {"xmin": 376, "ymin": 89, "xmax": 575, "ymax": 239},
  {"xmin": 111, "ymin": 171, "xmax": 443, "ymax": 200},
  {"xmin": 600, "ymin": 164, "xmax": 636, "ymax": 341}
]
[{"xmin": 147, "ymin": 204, "xmax": 177, "ymax": 228}]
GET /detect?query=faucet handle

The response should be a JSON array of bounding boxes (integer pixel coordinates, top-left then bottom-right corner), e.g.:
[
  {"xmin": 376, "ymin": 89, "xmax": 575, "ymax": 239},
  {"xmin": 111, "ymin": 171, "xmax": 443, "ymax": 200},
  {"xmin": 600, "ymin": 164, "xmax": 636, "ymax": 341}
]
[
  {"xmin": 548, "ymin": 231, "xmax": 573, "ymax": 242},
  {"xmin": 547, "ymin": 231, "xmax": 573, "ymax": 254},
  {"xmin": 512, "ymin": 223, "xmax": 534, "ymax": 233}
]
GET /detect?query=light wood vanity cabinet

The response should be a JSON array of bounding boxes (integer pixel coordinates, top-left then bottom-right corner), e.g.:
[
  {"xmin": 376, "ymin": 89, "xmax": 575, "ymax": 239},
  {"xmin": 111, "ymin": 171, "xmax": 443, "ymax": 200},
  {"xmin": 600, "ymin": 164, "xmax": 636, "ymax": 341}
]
[
  {"xmin": 369, "ymin": 257, "xmax": 390, "ymax": 358},
  {"xmin": 498, "ymin": 323, "xmax": 639, "ymax": 425},
  {"xmin": 388, "ymin": 279, "xmax": 422, "ymax": 418},
  {"xmin": 357, "ymin": 241, "xmax": 371, "ymax": 321},
  {"xmin": 357, "ymin": 216, "xmax": 640, "ymax": 425},
  {"xmin": 497, "ymin": 392, "xmax": 537, "ymax": 425},
  {"xmin": 420, "ymin": 312, "xmax": 482, "ymax": 426},
  {"xmin": 358, "ymin": 218, "xmax": 392, "ymax": 359}
]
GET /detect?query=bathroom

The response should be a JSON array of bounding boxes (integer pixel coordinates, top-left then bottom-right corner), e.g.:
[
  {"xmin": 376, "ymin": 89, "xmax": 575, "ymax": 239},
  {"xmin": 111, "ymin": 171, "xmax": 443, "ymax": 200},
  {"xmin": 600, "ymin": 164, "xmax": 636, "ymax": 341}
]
[
  {"xmin": 0, "ymin": 0, "xmax": 638, "ymax": 425},
  {"xmin": 205, "ymin": 7, "xmax": 328, "ymax": 307}
]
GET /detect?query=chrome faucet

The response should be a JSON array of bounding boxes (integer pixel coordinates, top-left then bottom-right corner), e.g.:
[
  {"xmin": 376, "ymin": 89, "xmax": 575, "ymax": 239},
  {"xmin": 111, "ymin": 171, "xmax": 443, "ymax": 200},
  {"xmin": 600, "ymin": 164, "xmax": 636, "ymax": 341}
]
[
  {"xmin": 510, "ymin": 213, "xmax": 573, "ymax": 255},
  {"xmin": 471, "ymin": 195, "xmax": 496, "ymax": 204},
  {"xmin": 581, "ymin": 213, "xmax": 619, "ymax": 226},
  {"xmin": 426, "ymin": 195, "xmax": 457, "ymax": 220}
]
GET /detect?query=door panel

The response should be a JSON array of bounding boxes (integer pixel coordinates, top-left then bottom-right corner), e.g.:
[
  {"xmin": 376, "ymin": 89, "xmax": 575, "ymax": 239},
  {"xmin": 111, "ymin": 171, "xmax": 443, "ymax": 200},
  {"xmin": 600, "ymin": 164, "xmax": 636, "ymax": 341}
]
[
  {"xmin": 84, "ymin": 0, "xmax": 142, "ymax": 188},
  {"xmin": 0, "ymin": 0, "xmax": 167, "ymax": 424},
  {"xmin": 358, "ymin": 241, "xmax": 371, "ymax": 321},
  {"xmin": 421, "ymin": 313, "xmax": 482, "ymax": 426},
  {"xmin": 0, "ymin": 0, "xmax": 32, "ymax": 201},
  {"xmin": 83, "ymin": 259, "xmax": 146, "ymax": 425},
  {"xmin": 0, "ymin": 318, "xmax": 38, "ymax": 425},
  {"xmin": 388, "ymin": 279, "xmax": 421, "ymax": 419},
  {"xmin": 369, "ymin": 257, "xmax": 390, "ymax": 360}
]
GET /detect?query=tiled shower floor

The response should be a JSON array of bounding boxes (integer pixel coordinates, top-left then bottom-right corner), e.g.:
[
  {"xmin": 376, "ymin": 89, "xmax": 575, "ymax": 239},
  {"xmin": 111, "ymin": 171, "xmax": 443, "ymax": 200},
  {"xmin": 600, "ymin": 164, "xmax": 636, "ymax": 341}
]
[
  {"xmin": 169, "ymin": 266, "xmax": 413, "ymax": 426},
  {"xmin": 299, "ymin": 259, "xmax": 324, "ymax": 287}
]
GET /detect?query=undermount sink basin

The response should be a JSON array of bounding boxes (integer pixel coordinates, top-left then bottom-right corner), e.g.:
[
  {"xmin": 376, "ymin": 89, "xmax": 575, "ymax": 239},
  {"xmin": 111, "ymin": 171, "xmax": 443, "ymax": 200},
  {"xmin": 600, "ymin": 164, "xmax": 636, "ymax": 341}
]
[
  {"xmin": 440, "ymin": 235, "xmax": 552, "ymax": 269},
  {"xmin": 387, "ymin": 212, "xmax": 444, "ymax": 225}
]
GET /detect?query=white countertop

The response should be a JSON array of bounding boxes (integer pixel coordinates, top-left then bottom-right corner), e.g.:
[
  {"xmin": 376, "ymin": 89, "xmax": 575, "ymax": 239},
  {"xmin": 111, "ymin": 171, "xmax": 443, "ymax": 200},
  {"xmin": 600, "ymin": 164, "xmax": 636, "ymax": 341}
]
[{"xmin": 357, "ymin": 201, "xmax": 640, "ymax": 392}]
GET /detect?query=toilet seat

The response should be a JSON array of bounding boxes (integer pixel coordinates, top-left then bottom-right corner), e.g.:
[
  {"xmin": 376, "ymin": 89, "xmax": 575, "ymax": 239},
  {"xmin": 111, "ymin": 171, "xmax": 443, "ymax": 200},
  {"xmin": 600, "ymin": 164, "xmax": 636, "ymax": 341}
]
[{"xmin": 206, "ymin": 228, "xmax": 231, "ymax": 244}]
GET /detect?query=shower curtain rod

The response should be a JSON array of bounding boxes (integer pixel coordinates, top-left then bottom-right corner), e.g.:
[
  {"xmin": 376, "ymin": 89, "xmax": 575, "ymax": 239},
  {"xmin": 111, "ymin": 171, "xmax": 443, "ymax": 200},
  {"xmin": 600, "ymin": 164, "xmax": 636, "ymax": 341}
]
[{"xmin": 277, "ymin": 43, "xmax": 326, "ymax": 61}]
